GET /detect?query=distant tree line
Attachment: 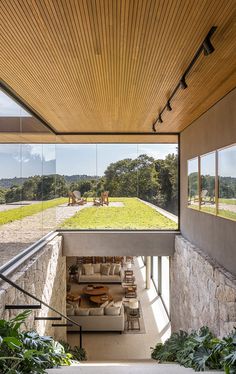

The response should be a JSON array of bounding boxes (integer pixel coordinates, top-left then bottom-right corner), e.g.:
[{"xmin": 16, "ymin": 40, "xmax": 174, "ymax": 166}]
[{"xmin": 0, "ymin": 153, "xmax": 179, "ymax": 214}]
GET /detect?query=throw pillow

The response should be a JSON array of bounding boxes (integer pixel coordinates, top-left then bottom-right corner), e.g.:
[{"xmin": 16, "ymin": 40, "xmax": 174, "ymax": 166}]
[
  {"xmin": 93, "ymin": 263, "xmax": 101, "ymax": 273},
  {"xmin": 75, "ymin": 307, "xmax": 90, "ymax": 316},
  {"xmin": 100, "ymin": 300, "xmax": 109, "ymax": 308},
  {"xmin": 66, "ymin": 304, "xmax": 74, "ymax": 316},
  {"xmin": 109, "ymin": 264, "xmax": 116, "ymax": 275},
  {"xmin": 101, "ymin": 264, "xmax": 110, "ymax": 276},
  {"xmin": 114, "ymin": 264, "xmax": 121, "ymax": 275},
  {"xmin": 105, "ymin": 306, "xmax": 121, "ymax": 316},
  {"xmin": 84, "ymin": 265, "xmax": 94, "ymax": 276},
  {"xmin": 89, "ymin": 307, "xmax": 104, "ymax": 316},
  {"xmin": 106, "ymin": 301, "xmax": 114, "ymax": 308},
  {"xmin": 113, "ymin": 300, "xmax": 123, "ymax": 308},
  {"xmin": 82, "ymin": 263, "xmax": 92, "ymax": 275}
]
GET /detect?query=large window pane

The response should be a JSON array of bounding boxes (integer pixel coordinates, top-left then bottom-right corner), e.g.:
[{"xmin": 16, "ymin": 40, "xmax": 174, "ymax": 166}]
[
  {"xmin": 152, "ymin": 256, "xmax": 158, "ymax": 290},
  {"xmin": 58, "ymin": 143, "xmax": 178, "ymax": 230},
  {"xmin": 188, "ymin": 158, "xmax": 199, "ymax": 210},
  {"xmin": 200, "ymin": 152, "xmax": 216, "ymax": 215},
  {"xmin": 161, "ymin": 256, "xmax": 170, "ymax": 313},
  {"xmin": 218, "ymin": 144, "xmax": 236, "ymax": 221}
]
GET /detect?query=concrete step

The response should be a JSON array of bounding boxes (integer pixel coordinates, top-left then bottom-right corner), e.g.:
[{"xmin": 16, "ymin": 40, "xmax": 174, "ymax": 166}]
[{"xmin": 47, "ymin": 361, "xmax": 222, "ymax": 373}]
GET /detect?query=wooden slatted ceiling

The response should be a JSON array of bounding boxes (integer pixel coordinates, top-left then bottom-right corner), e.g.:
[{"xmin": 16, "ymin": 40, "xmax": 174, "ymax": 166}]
[{"xmin": 0, "ymin": 0, "xmax": 236, "ymax": 135}]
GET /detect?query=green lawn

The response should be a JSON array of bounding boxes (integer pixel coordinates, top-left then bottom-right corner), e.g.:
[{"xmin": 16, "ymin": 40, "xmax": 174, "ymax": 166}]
[
  {"xmin": 0, "ymin": 198, "xmax": 67, "ymax": 226},
  {"xmin": 60, "ymin": 197, "xmax": 177, "ymax": 230},
  {"xmin": 218, "ymin": 198, "xmax": 236, "ymax": 205}
]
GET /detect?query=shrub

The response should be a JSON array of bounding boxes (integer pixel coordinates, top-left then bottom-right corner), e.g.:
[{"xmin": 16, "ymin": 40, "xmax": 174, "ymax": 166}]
[
  {"xmin": 151, "ymin": 326, "xmax": 236, "ymax": 373},
  {"xmin": 0, "ymin": 310, "xmax": 86, "ymax": 373}
]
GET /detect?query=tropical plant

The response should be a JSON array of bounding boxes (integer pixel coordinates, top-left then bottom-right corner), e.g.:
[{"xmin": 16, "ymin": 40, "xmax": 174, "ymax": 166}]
[
  {"xmin": 151, "ymin": 326, "xmax": 236, "ymax": 373},
  {"xmin": 59, "ymin": 340, "xmax": 87, "ymax": 361},
  {"xmin": 0, "ymin": 310, "xmax": 82, "ymax": 373}
]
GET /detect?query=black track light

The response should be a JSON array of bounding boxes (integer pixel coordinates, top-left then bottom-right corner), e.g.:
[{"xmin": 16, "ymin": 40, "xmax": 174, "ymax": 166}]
[
  {"xmin": 158, "ymin": 114, "xmax": 163, "ymax": 123},
  {"xmin": 180, "ymin": 77, "xmax": 187, "ymax": 89},
  {"xmin": 166, "ymin": 101, "xmax": 172, "ymax": 111},
  {"xmin": 202, "ymin": 37, "xmax": 215, "ymax": 56}
]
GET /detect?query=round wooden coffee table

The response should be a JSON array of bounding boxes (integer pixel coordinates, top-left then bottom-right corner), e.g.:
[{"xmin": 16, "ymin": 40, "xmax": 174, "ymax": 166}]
[
  {"xmin": 90, "ymin": 294, "xmax": 113, "ymax": 305},
  {"xmin": 83, "ymin": 285, "xmax": 109, "ymax": 296}
]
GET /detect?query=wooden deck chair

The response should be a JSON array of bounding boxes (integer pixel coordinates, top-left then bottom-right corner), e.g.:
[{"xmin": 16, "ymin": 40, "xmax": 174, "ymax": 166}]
[{"xmin": 68, "ymin": 190, "xmax": 87, "ymax": 206}]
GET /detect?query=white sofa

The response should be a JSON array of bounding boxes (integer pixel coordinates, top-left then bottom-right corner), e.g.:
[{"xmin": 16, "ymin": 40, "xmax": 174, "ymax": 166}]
[
  {"xmin": 77, "ymin": 263, "xmax": 123, "ymax": 284},
  {"xmin": 67, "ymin": 305, "xmax": 125, "ymax": 332}
]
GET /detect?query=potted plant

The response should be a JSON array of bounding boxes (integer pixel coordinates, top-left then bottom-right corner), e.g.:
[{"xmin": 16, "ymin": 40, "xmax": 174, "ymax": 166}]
[{"xmin": 68, "ymin": 263, "xmax": 79, "ymax": 275}]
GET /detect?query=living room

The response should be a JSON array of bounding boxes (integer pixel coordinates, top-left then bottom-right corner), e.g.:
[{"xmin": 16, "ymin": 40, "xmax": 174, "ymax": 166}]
[{"xmin": 66, "ymin": 255, "xmax": 170, "ymax": 360}]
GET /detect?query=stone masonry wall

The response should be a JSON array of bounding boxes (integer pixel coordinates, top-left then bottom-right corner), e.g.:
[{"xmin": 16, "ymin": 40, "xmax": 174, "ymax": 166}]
[
  {"xmin": 171, "ymin": 235, "xmax": 236, "ymax": 337},
  {"xmin": 0, "ymin": 235, "xmax": 67, "ymax": 341}
]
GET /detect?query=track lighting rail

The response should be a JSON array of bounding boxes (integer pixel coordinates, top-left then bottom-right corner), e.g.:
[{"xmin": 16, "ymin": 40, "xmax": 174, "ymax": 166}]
[{"xmin": 152, "ymin": 26, "xmax": 217, "ymax": 132}]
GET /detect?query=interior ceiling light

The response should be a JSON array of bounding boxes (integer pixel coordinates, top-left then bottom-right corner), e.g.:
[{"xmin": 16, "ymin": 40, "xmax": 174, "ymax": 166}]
[
  {"xmin": 179, "ymin": 77, "xmax": 187, "ymax": 89},
  {"xmin": 203, "ymin": 37, "xmax": 215, "ymax": 55},
  {"xmin": 166, "ymin": 101, "xmax": 172, "ymax": 111},
  {"xmin": 151, "ymin": 26, "xmax": 217, "ymax": 132},
  {"xmin": 158, "ymin": 114, "xmax": 163, "ymax": 123}
]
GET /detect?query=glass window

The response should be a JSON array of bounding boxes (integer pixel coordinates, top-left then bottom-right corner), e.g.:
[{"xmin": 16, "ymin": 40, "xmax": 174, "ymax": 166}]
[
  {"xmin": 57, "ymin": 143, "xmax": 178, "ymax": 230},
  {"xmin": 161, "ymin": 256, "xmax": 170, "ymax": 313},
  {"xmin": 152, "ymin": 256, "xmax": 158, "ymax": 290},
  {"xmin": 218, "ymin": 144, "xmax": 236, "ymax": 221},
  {"xmin": 188, "ymin": 158, "xmax": 199, "ymax": 209},
  {"xmin": 200, "ymin": 152, "xmax": 216, "ymax": 215}
]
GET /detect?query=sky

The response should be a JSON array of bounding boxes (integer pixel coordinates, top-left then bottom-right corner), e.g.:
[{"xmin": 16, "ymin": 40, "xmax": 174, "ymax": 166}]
[
  {"xmin": 0, "ymin": 91, "xmax": 30, "ymax": 117},
  {"xmin": 0, "ymin": 143, "xmax": 178, "ymax": 178}
]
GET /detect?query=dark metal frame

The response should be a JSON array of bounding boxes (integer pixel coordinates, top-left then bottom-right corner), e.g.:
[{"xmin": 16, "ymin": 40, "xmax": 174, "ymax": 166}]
[{"xmin": 0, "ymin": 272, "xmax": 83, "ymax": 349}]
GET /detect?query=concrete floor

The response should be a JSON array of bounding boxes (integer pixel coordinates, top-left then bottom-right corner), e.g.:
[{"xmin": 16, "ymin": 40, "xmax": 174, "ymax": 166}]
[{"xmin": 67, "ymin": 257, "xmax": 171, "ymax": 360}]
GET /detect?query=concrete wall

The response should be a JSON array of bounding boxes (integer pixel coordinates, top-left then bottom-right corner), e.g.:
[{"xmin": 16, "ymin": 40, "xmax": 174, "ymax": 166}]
[
  {"xmin": 180, "ymin": 88, "xmax": 236, "ymax": 275},
  {"xmin": 0, "ymin": 236, "xmax": 67, "ymax": 341},
  {"xmin": 171, "ymin": 236, "xmax": 236, "ymax": 337},
  {"xmin": 61, "ymin": 231, "xmax": 178, "ymax": 257}
]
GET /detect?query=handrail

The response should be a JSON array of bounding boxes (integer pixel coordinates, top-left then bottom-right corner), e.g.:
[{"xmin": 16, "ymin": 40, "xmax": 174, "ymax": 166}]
[{"xmin": 0, "ymin": 272, "xmax": 83, "ymax": 349}]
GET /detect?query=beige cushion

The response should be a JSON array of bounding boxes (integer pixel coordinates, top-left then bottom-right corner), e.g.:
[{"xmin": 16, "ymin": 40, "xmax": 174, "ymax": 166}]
[
  {"xmin": 89, "ymin": 307, "xmax": 104, "ymax": 316},
  {"xmin": 82, "ymin": 263, "xmax": 92, "ymax": 274},
  {"xmin": 101, "ymin": 264, "xmax": 110, "ymax": 276},
  {"xmin": 93, "ymin": 263, "xmax": 101, "ymax": 273},
  {"xmin": 114, "ymin": 264, "xmax": 121, "ymax": 275},
  {"xmin": 84, "ymin": 266, "xmax": 94, "ymax": 276},
  {"xmin": 100, "ymin": 300, "xmax": 109, "ymax": 308},
  {"xmin": 109, "ymin": 264, "xmax": 116, "ymax": 275},
  {"xmin": 113, "ymin": 300, "xmax": 123, "ymax": 308},
  {"xmin": 75, "ymin": 307, "xmax": 90, "ymax": 316},
  {"xmin": 106, "ymin": 301, "xmax": 114, "ymax": 308},
  {"xmin": 66, "ymin": 304, "xmax": 75, "ymax": 316},
  {"xmin": 105, "ymin": 306, "xmax": 121, "ymax": 316}
]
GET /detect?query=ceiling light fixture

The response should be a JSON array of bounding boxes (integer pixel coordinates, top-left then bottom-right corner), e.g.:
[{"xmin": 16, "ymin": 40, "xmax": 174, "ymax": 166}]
[
  {"xmin": 158, "ymin": 114, "xmax": 163, "ymax": 123},
  {"xmin": 166, "ymin": 101, "xmax": 172, "ymax": 111},
  {"xmin": 151, "ymin": 26, "xmax": 217, "ymax": 132},
  {"xmin": 179, "ymin": 76, "xmax": 187, "ymax": 89}
]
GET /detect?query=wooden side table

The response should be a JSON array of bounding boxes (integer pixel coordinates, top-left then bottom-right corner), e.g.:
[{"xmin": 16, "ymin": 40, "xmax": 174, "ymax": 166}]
[{"xmin": 127, "ymin": 308, "xmax": 140, "ymax": 331}]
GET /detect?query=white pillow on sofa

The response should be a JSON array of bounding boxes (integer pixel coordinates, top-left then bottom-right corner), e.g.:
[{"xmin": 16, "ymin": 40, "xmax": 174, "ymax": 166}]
[
  {"xmin": 75, "ymin": 307, "xmax": 90, "ymax": 316},
  {"xmin": 90, "ymin": 307, "xmax": 104, "ymax": 316},
  {"xmin": 82, "ymin": 264, "xmax": 93, "ymax": 275},
  {"xmin": 100, "ymin": 300, "xmax": 109, "ymax": 308},
  {"xmin": 114, "ymin": 264, "xmax": 121, "ymax": 275},
  {"xmin": 93, "ymin": 263, "xmax": 101, "ymax": 273},
  {"xmin": 105, "ymin": 306, "xmax": 121, "ymax": 316},
  {"xmin": 113, "ymin": 300, "xmax": 123, "ymax": 308},
  {"xmin": 84, "ymin": 265, "xmax": 94, "ymax": 276},
  {"xmin": 101, "ymin": 264, "xmax": 110, "ymax": 276}
]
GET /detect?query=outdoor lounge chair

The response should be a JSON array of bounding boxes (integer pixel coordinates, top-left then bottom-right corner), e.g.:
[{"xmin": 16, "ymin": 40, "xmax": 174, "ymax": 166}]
[
  {"xmin": 93, "ymin": 191, "xmax": 109, "ymax": 206},
  {"xmin": 68, "ymin": 190, "xmax": 87, "ymax": 206}
]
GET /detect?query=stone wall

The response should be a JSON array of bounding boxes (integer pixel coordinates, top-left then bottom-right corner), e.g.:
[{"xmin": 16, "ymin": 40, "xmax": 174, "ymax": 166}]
[
  {"xmin": 171, "ymin": 235, "xmax": 236, "ymax": 337},
  {"xmin": 0, "ymin": 235, "xmax": 67, "ymax": 341}
]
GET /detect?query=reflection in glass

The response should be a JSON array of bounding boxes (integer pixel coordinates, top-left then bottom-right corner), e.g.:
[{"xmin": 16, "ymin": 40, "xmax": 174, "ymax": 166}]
[
  {"xmin": 200, "ymin": 152, "xmax": 216, "ymax": 214},
  {"xmin": 218, "ymin": 144, "xmax": 236, "ymax": 221},
  {"xmin": 188, "ymin": 158, "xmax": 199, "ymax": 209}
]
